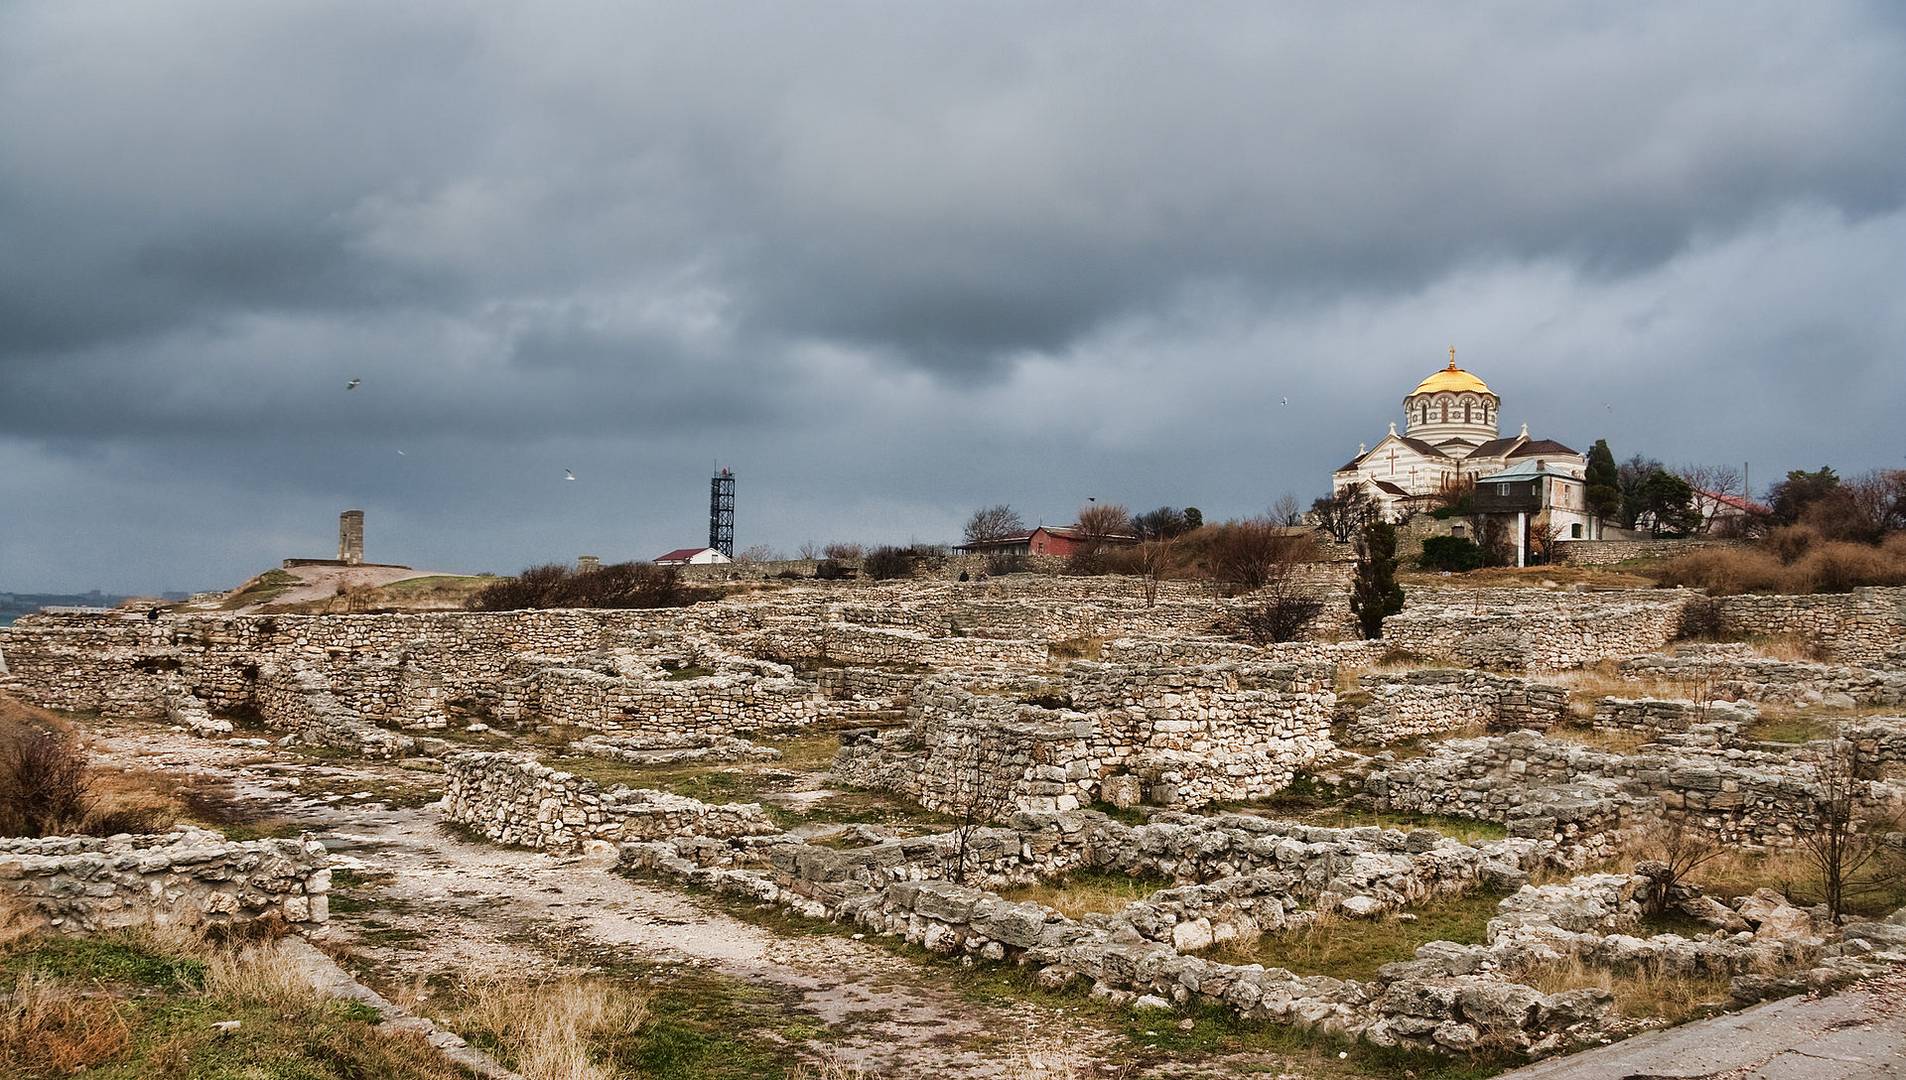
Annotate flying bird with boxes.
[564,469,577,481]
[396,449,406,456]
[346,378,361,390]
[1281,396,1289,406]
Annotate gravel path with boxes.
[86,719,1119,1077]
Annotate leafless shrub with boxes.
[822,542,864,561]
[0,728,89,837]
[1636,818,1725,916]
[1800,740,1902,923]
[943,732,1016,884]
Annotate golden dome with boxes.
[1408,348,1493,398]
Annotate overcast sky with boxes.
[4,2,1904,594]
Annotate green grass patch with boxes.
[662,664,719,680]
[1746,713,1840,744]
[4,935,206,989]
[219,569,301,610]
[1212,890,1511,982]
[2,933,466,1080]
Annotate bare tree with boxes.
[822,542,864,561]
[942,731,1016,883]
[1800,740,1898,923]
[1132,506,1191,540]
[1199,518,1319,594]
[962,504,1027,545]
[1136,538,1177,607]
[1068,502,1133,574]
[736,543,780,564]
[1270,493,1303,527]
[1310,486,1382,543]
[797,541,820,560]
[1675,464,1746,536]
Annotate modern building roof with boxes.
[653,547,718,563]
[1475,460,1563,483]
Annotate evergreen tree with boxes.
[1183,506,1203,531]
[1350,520,1406,639]
[1585,439,1621,521]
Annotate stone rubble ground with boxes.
[2,574,1904,1075]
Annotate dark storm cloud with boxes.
[3,1,1904,592]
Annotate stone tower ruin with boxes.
[338,510,365,566]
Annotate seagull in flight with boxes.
[346,378,361,390]
[564,469,577,481]
[1281,396,1289,406]
[396,449,406,456]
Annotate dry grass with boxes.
[0,969,132,1075]
[1543,662,1711,718]
[1396,565,1662,590]
[999,871,1169,919]
[1211,890,1508,980]
[1736,634,1828,663]
[1514,955,1735,1022]
[1545,726,1652,754]
[454,974,650,1080]
[1657,534,1906,596]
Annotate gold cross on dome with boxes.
[1448,345,1457,370]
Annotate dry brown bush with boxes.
[1657,531,1906,596]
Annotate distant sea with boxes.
[0,592,130,627]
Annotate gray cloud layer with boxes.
[4,2,1904,592]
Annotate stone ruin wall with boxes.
[495,664,824,737]
[835,661,1337,814]
[441,751,778,851]
[1361,730,1896,848]
[1712,586,1906,665]
[1343,668,1569,746]
[1620,645,1906,706]
[1550,537,1746,566]
[0,831,330,934]
[1381,588,1693,670]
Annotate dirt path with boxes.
[85,720,1123,1077]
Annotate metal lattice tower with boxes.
[708,468,735,558]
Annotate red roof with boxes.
[653,547,713,562]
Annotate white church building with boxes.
[1331,350,1603,561]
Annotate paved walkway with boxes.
[1499,975,1906,1079]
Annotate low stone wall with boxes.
[441,751,778,850]
[835,661,1336,814]
[255,664,416,757]
[1345,669,1567,745]
[1589,697,1758,736]
[1552,538,1745,566]
[1620,646,1906,707]
[1382,588,1692,670]
[497,664,823,736]
[1361,729,1898,848]
[1715,587,1906,665]
[0,831,330,933]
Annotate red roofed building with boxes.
[956,525,1139,558]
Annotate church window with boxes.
[1439,400,1448,422]
[1419,402,1428,425]
[1463,400,1473,423]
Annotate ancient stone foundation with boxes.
[0,831,330,933]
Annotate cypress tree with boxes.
[1351,520,1406,639]
[1585,439,1622,522]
